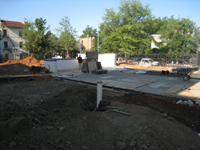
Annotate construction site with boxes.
[0,54,200,150]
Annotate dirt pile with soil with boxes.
[0,78,200,150]
[0,56,49,75]
[2,56,44,67]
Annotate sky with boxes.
[0,0,199,37]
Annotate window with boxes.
[19,42,23,48]
[3,30,7,36]
[19,31,22,37]
[4,41,8,48]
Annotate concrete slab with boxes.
[100,76,115,79]
[149,82,168,88]
[165,85,185,94]
[101,80,136,90]
[51,67,200,104]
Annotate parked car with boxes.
[139,58,159,66]
[116,58,126,66]
[167,60,191,67]
[128,58,140,64]
[52,55,62,59]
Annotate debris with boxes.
[176,100,183,104]
[176,100,194,107]
[109,106,126,110]
[47,140,68,149]
[188,100,194,107]
[24,69,29,72]
[112,109,130,116]
[198,133,200,137]
[136,70,147,74]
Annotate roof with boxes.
[0,20,24,28]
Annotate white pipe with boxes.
[97,81,102,108]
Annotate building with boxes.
[79,35,95,51]
[151,34,162,49]
[0,19,28,61]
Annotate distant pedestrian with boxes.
[77,55,83,70]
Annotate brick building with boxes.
[79,35,95,51]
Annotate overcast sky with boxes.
[0,0,199,37]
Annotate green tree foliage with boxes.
[56,16,77,57]
[80,25,97,37]
[157,17,200,54]
[21,18,52,59]
[99,0,152,54]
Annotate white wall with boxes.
[44,60,57,73]
[56,59,79,70]
[44,59,79,73]
[98,53,116,67]
[44,53,116,73]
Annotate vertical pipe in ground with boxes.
[97,81,102,108]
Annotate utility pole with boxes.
[97,28,99,53]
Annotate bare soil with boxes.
[0,76,200,150]
[0,58,200,150]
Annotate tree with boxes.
[80,25,97,37]
[56,16,77,57]
[21,18,52,59]
[99,0,152,54]
[157,17,200,54]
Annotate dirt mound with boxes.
[2,56,44,67]
[0,56,48,75]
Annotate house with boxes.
[0,19,28,61]
[79,34,95,51]
[151,34,162,49]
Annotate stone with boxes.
[32,117,41,124]
[149,145,160,150]
[29,144,35,150]
[8,116,25,133]
[116,142,126,150]
[54,108,60,112]
[47,126,54,130]
[161,113,168,118]
[140,144,148,149]
[41,110,49,116]
[167,117,175,121]
[9,141,17,148]
[58,126,65,132]
[129,140,137,147]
